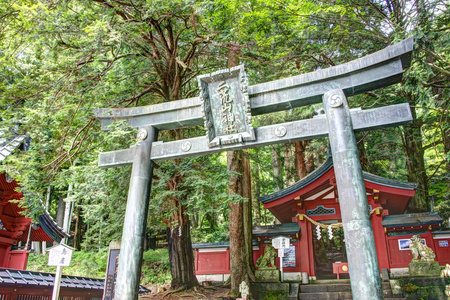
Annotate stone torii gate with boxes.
[96,38,413,300]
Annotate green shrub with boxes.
[27,248,172,285]
[27,249,108,278]
[141,248,171,285]
[263,290,287,300]
[402,283,419,293]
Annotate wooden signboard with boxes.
[47,244,74,267]
[103,241,121,300]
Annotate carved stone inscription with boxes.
[218,81,237,134]
[198,65,255,147]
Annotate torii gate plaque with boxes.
[96,38,413,300]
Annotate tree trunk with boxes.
[444,124,450,196]
[32,241,41,255]
[168,220,197,289]
[437,93,450,198]
[228,150,250,294]
[242,153,255,280]
[295,141,308,179]
[356,133,369,171]
[252,163,261,224]
[403,119,428,211]
[55,194,65,246]
[167,199,198,289]
[271,145,284,191]
[55,194,64,228]
[166,139,198,289]
[306,153,315,173]
[284,143,296,185]
[73,206,82,250]
[226,43,254,296]
[43,186,52,253]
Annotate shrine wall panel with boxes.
[433,236,450,265]
[0,245,9,267]
[195,250,230,275]
[387,233,434,268]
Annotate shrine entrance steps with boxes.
[295,280,406,300]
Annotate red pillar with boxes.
[425,228,437,256]
[370,208,390,271]
[297,211,314,277]
[194,250,199,275]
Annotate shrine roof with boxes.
[0,131,68,244]
[0,135,27,162]
[0,173,69,243]
[382,212,443,228]
[259,155,417,204]
[252,223,300,237]
[35,211,69,243]
[192,224,300,249]
[0,268,150,293]
[192,241,259,249]
[431,229,450,236]
[363,172,417,191]
[260,156,334,204]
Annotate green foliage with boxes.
[27,248,172,285]
[0,0,448,283]
[402,282,419,293]
[263,290,287,300]
[192,220,230,243]
[401,282,433,300]
[150,154,238,239]
[27,249,108,278]
[141,249,171,285]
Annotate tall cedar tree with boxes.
[90,0,213,289]
[227,43,255,295]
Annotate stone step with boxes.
[300,284,352,293]
[297,282,405,300]
[299,282,392,293]
[298,291,399,299]
[299,291,353,300]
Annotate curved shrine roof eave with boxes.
[192,240,259,249]
[252,222,300,237]
[259,155,417,206]
[382,212,443,228]
[362,171,417,192]
[38,210,70,243]
[259,156,334,205]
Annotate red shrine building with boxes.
[0,172,68,270]
[193,156,450,281]
[0,134,68,270]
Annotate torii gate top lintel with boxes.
[95,37,413,131]
[96,37,414,167]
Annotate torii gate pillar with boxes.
[114,126,157,299]
[324,89,382,299]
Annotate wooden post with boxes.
[52,265,63,299]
